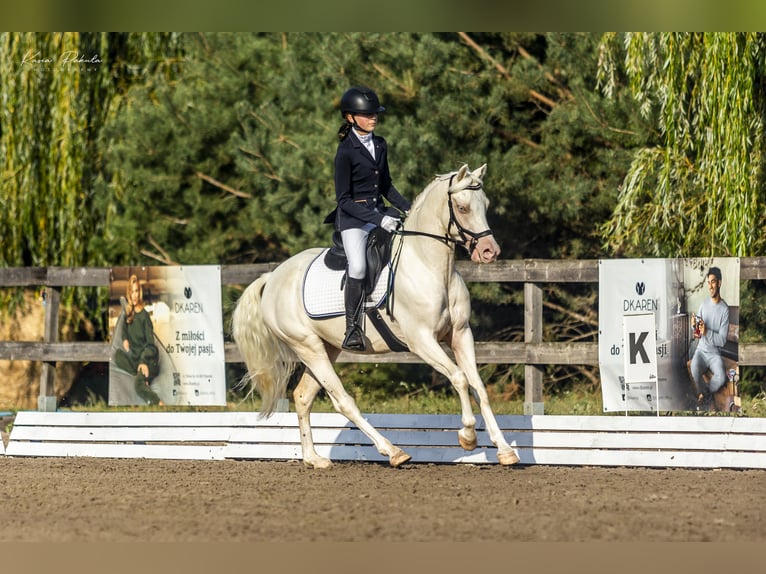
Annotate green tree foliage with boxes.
[0,32,180,268]
[0,32,180,327]
[1,33,85,269]
[484,33,649,260]
[597,32,766,257]
[97,33,643,267]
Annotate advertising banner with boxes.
[107,266,227,406]
[599,258,739,413]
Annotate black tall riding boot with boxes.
[342,277,366,351]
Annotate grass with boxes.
[51,385,766,418]
[50,384,604,415]
[304,384,607,416]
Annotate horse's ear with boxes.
[456,164,469,181]
[475,163,487,180]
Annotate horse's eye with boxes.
[457,205,469,214]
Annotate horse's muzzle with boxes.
[472,235,501,263]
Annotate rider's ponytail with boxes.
[337,121,352,141]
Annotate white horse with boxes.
[232,164,520,468]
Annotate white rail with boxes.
[5,411,765,469]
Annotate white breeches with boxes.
[342,224,375,279]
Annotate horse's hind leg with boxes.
[293,368,332,469]
[297,347,411,468]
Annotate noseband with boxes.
[396,174,493,256]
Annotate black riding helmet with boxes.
[340,86,386,118]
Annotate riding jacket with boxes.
[328,131,410,231]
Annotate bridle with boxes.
[395,174,494,256]
[446,179,495,256]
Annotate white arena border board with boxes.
[4,411,766,469]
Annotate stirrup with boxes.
[342,326,366,351]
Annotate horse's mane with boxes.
[409,170,458,212]
[409,165,479,212]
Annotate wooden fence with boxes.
[3,258,766,413]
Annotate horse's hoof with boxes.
[304,457,333,469]
[390,449,412,468]
[497,449,520,465]
[458,429,478,451]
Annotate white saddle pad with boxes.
[303,249,390,318]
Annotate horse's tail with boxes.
[232,272,298,417]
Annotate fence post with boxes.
[524,282,544,414]
[37,286,60,412]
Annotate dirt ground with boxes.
[0,451,764,542]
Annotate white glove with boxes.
[380,215,400,233]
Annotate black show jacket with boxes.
[330,132,410,231]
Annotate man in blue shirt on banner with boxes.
[690,266,730,408]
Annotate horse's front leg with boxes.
[404,333,481,450]
[450,326,519,465]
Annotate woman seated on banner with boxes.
[113,274,164,406]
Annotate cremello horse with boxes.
[232,164,520,468]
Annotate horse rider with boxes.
[329,86,411,351]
